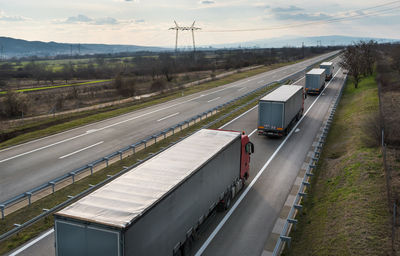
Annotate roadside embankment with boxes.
[283,75,391,256]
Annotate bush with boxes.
[150,79,167,93]
[114,75,137,97]
[1,90,30,118]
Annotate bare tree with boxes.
[340,45,363,88]
[359,40,377,76]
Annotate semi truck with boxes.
[319,62,334,81]
[305,68,326,94]
[258,85,304,137]
[54,129,254,256]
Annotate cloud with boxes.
[271,5,303,13]
[0,10,28,22]
[135,19,145,23]
[94,17,118,25]
[65,14,92,23]
[63,15,119,25]
[274,12,333,21]
[200,0,215,4]
[267,5,332,21]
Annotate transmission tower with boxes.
[169,20,201,52]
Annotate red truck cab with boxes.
[240,132,254,180]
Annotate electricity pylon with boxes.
[169,20,201,52]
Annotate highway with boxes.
[192,60,345,256]
[6,57,344,256]
[0,51,338,203]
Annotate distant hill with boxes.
[210,35,400,49]
[0,37,165,58]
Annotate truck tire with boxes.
[224,195,231,210]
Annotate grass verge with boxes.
[0,81,279,255]
[0,80,112,94]
[282,75,391,255]
[0,61,294,150]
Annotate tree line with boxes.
[339,40,377,88]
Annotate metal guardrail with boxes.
[0,53,338,242]
[272,74,347,256]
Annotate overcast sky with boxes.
[0,0,399,47]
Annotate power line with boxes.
[200,1,400,33]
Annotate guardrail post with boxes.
[142,140,147,149]
[280,235,291,248]
[130,145,136,154]
[0,205,4,219]
[25,192,32,206]
[49,181,56,194]
[118,151,123,160]
[88,164,94,175]
[70,172,75,183]
[104,157,109,167]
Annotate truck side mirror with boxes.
[245,142,254,154]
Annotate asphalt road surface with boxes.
[6,57,344,256]
[0,51,338,203]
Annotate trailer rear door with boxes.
[259,101,284,129]
[55,220,121,256]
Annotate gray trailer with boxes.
[319,62,334,80]
[305,68,326,94]
[54,129,253,256]
[258,85,304,136]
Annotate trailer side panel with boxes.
[124,137,241,256]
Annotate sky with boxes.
[0,0,400,47]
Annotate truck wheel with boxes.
[225,196,231,210]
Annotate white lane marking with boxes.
[257,80,264,84]
[238,87,247,91]
[219,105,258,129]
[195,68,342,256]
[248,128,258,137]
[8,229,54,256]
[207,97,221,103]
[157,112,180,122]
[0,133,89,163]
[293,76,305,85]
[59,141,104,159]
[295,128,301,133]
[0,54,340,162]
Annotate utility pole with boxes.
[169,20,201,53]
[70,44,73,57]
[78,43,81,55]
[302,42,305,58]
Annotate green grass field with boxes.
[283,75,391,256]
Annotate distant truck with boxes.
[305,68,326,95]
[258,85,304,136]
[54,129,254,256]
[319,62,334,80]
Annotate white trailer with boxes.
[258,85,304,136]
[54,129,254,256]
[305,68,326,95]
[319,62,334,80]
